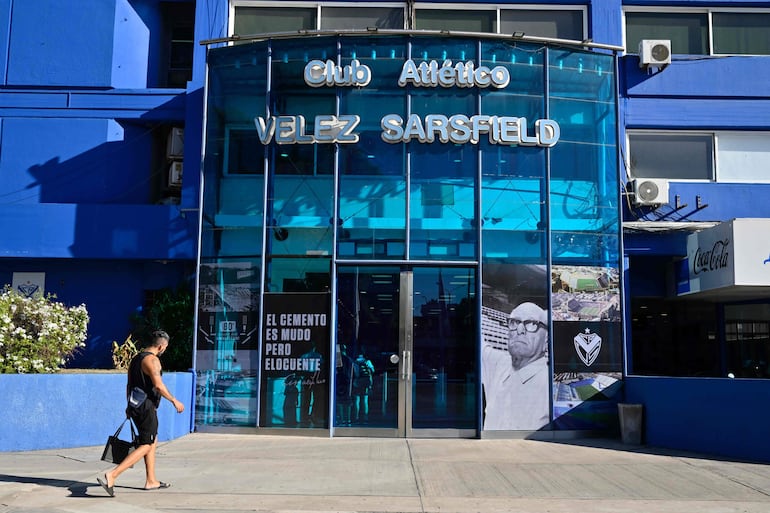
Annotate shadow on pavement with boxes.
[533,436,767,465]
[0,473,131,498]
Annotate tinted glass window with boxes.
[713,13,770,55]
[321,7,404,30]
[415,9,495,32]
[625,12,708,55]
[234,7,316,35]
[628,133,713,180]
[500,10,583,40]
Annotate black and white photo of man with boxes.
[482,301,550,430]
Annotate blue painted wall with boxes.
[625,376,770,463]
[616,1,770,464]
[0,204,194,259]
[0,0,172,88]
[619,34,770,225]
[0,118,153,204]
[113,0,151,88]
[0,372,194,451]
[6,0,117,87]
[0,0,198,371]
[0,259,192,367]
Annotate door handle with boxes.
[401,350,411,382]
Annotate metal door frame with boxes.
[335,266,477,438]
[398,270,413,437]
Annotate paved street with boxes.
[1,433,769,512]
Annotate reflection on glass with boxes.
[412,268,477,429]
[551,231,618,267]
[415,9,496,32]
[625,12,708,56]
[500,9,583,40]
[195,259,261,427]
[265,256,331,292]
[321,7,404,30]
[234,7,316,34]
[335,267,400,429]
[409,39,477,261]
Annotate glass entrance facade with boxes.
[195,33,622,435]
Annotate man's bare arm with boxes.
[142,355,185,413]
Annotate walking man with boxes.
[98,330,185,496]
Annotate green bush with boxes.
[131,286,193,371]
[0,287,89,373]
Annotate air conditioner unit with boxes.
[166,127,184,159]
[639,39,671,68]
[168,161,183,188]
[631,178,669,206]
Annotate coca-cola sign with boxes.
[693,238,730,275]
[680,221,736,295]
[679,219,770,296]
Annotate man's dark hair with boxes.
[150,330,170,346]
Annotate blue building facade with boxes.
[1,0,769,458]
[0,0,202,367]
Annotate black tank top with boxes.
[128,351,161,407]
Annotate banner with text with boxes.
[260,293,330,428]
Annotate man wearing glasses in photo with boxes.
[482,302,550,430]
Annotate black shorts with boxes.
[129,401,158,445]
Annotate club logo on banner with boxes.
[574,328,602,367]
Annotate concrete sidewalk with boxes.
[1,433,769,513]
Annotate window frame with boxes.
[626,130,770,183]
[623,7,770,57]
[229,2,587,40]
[224,124,265,176]
[229,1,409,35]
[626,130,715,183]
[414,2,586,39]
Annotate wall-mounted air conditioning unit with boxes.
[166,127,184,159]
[168,161,183,188]
[631,178,669,206]
[639,39,671,68]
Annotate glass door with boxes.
[334,266,478,437]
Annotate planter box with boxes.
[0,372,193,451]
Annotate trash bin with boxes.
[618,403,643,445]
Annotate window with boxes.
[628,133,714,181]
[713,13,770,55]
[167,24,193,88]
[716,132,770,182]
[626,10,770,56]
[225,126,264,175]
[161,2,194,88]
[320,7,403,29]
[234,7,316,35]
[414,9,496,32]
[232,5,404,34]
[725,304,770,379]
[500,9,583,40]
[414,6,584,38]
[231,3,585,40]
[630,298,720,377]
[628,131,770,183]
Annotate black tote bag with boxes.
[100,418,137,464]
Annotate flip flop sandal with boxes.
[97,475,115,497]
[144,482,171,490]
